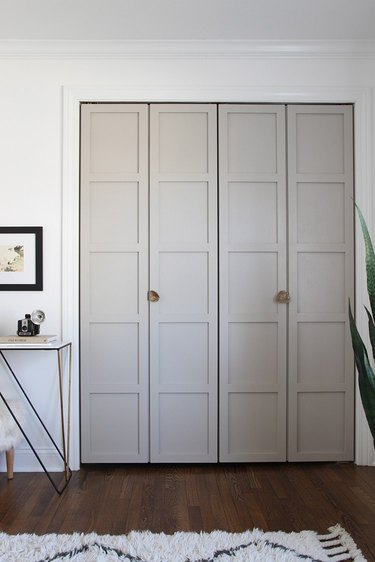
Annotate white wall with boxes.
[0,40,374,472]
[2,1,375,40]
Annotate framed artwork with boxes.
[0,227,43,291]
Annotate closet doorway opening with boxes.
[79,102,354,464]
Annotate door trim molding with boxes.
[63,85,374,468]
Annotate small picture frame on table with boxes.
[0,227,43,291]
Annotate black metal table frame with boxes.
[0,341,72,494]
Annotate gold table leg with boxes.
[57,344,72,481]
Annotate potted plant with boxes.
[349,204,375,448]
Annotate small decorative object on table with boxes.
[0,398,24,479]
[17,309,45,336]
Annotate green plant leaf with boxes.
[349,301,375,441]
[355,203,375,321]
[365,306,375,363]
[361,354,375,442]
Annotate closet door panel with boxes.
[89,111,140,174]
[159,394,210,456]
[226,111,277,173]
[149,104,218,462]
[80,104,149,463]
[297,182,345,243]
[89,394,141,456]
[159,323,208,385]
[228,181,278,244]
[228,252,278,315]
[158,112,209,173]
[228,323,278,385]
[297,392,346,454]
[158,252,208,314]
[228,393,279,455]
[159,181,208,244]
[89,323,139,385]
[219,105,287,462]
[297,252,345,313]
[287,105,354,461]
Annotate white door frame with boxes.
[62,84,374,469]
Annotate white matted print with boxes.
[0,227,43,290]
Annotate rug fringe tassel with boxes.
[315,524,367,562]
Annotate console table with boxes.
[0,341,72,494]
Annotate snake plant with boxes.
[349,204,375,447]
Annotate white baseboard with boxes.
[0,447,69,473]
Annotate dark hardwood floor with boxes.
[0,463,375,559]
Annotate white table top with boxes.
[0,341,71,350]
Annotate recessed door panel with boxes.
[228,252,278,315]
[89,323,140,386]
[228,393,279,457]
[297,392,346,456]
[159,252,208,314]
[228,323,278,385]
[297,323,346,385]
[159,181,209,244]
[158,394,209,456]
[297,252,346,314]
[228,182,278,244]
[90,394,141,457]
[227,111,277,173]
[89,181,140,246]
[89,111,141,174]
[295,112,345,174]
[159,323,208,385]
[297,182,345,244]
[158,112,209,173]
[89,252,139,316]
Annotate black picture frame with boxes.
[0,227,43,291]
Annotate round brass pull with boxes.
[275,290,290,304]
[148,290,160,302]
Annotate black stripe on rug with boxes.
[35,538,331,562]
[36,542,144,562]
[194,539,328,562]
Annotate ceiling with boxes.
[1,0,375,41]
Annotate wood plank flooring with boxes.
[0,463,375,559]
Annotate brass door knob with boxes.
[275,290,290,304]
[148,290,160,302]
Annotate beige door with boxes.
[80,103,218,463]
[287,105,354,461]
[219,104,354,462]
[80,104,150,462]
[219,105,288,461]
[149,105,218,462]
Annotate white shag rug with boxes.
[0,525,366,562]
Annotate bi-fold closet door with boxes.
[80,102,354,464]
[80,103,218,463]
[219,104,354,462]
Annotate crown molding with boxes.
[1,39,375,60]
